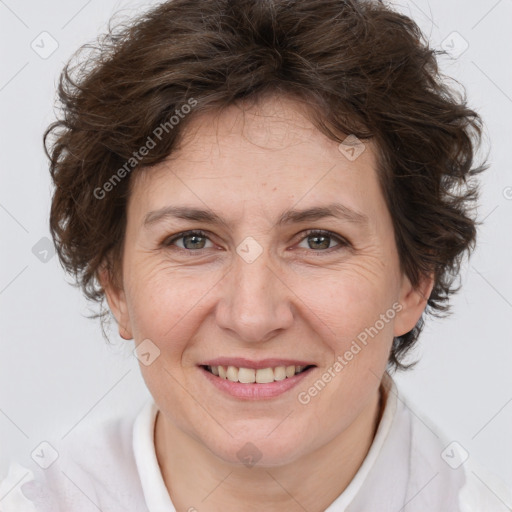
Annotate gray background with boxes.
[1,0,511,494]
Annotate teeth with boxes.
[285,365,296,378]
[255,368,274,384]
[226,365,239,382]
[207,364,310,383]
[238,367,255,383]
[273,366,287,381]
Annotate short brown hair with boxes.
[44,0,487,371]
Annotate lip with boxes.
[201,357,315,369]
[199,364,316,400]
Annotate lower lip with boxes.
[199,366,315,400]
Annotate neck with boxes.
[155,383,386,512]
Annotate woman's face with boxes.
[104,95,431,466]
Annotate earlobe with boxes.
[393,272,435,337]
[118,323,133,341]
[98,266,134,340]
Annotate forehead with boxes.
[128,95,387,229]
[170,94,376,167]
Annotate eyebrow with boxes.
[143,202,369,229]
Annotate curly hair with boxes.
[44,0,487,372]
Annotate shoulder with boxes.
[396,389,512,512]
[0,401,152,512]
[459,460,512,512]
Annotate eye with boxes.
[161,229,350,253]
[296,230,348,251]
[162,230,214,251]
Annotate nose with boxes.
[214,249,294,343]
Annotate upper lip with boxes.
[200,357,316,369]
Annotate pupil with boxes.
[184,234,205,249]
[310,235,329,250]
[182,234,330,250]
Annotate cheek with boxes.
[123,258,215,344]
[293,261,399,343]
[124,238,400,357]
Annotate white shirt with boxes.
[1,373,511,511]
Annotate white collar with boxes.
[133,372,398,512]
[133,398,176,511]
[326,371,399,510]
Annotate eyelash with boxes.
[161,229,350,254]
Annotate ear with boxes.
[98,265,133,340]
[393,271,434,337]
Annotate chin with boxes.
[208,428,309,468]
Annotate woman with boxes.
[1,0,510,510]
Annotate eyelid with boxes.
[162,229,213,248]
[161,229,351,252]
[298,229,350,250]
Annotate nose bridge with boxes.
[215,247,293,343]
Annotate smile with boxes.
[199,362,316,400]
[203,364,314,383]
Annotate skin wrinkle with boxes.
[40,1,487,504]
[102,95,434,512]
